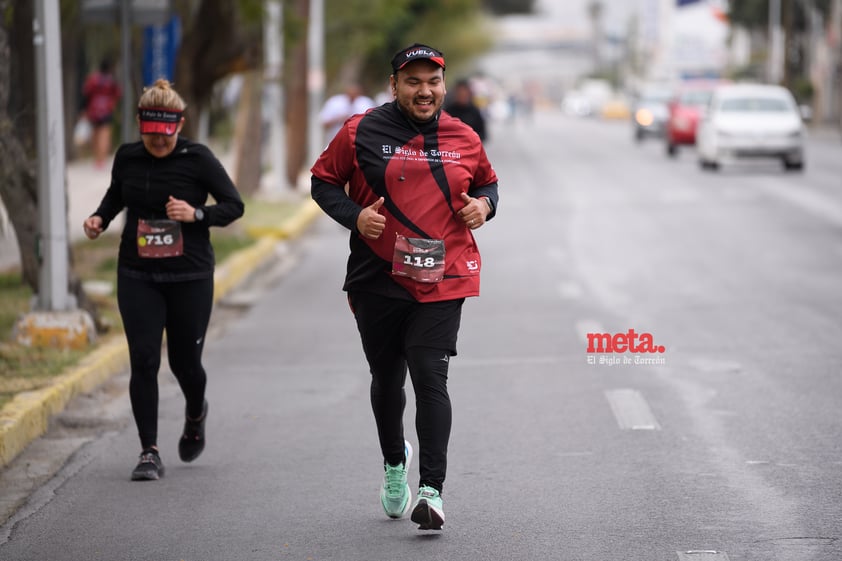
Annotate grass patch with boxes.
[239,195,301,233]
[0,274,31,341]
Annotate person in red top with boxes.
[83,58,122,168]
[311,43,499,531]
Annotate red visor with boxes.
[138,107,183,136]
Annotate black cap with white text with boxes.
[391,43,446,73]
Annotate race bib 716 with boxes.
[137,218,183,258]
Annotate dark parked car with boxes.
[632,87,673,142]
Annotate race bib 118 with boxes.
[391,234,445,283]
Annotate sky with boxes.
[477,0,730,99]
[531,0,638,37]
[527,0,727,40]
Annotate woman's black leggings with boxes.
[117,274,214,450]
[349,291,463,494]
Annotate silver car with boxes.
[697,84,806,171]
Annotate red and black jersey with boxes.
[311,101,498,303]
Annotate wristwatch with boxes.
[194,207,205,222]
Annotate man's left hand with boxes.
[458,192,490,230]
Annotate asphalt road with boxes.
[1,111,840,561]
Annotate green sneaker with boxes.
[380,440,413,518]
[411,485,445,530]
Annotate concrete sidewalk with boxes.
[0,154,323,468]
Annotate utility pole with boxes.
[33,0,71,312]
[769,0,784,84]
[307,0,325,170]
[828,0,842,125]
[588,1,604,75]
[19,0,96,349]
[264,0,286,194]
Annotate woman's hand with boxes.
[166,196,199,222]
[83,215,103,239]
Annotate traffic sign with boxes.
[81,0,171,25]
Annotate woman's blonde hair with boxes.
[138,78,187,110]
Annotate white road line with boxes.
[761,180,842,227]
[676,551,730,561]
[605,388,661,430]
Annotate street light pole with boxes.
[769,0,783,84]
[264,0,286,194]
[121,0,133,144]
[307,0,325,169]
[33,0,71,311]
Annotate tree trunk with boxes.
[285,0,310,188]
[0,136,39,291]
[174,0,261,140]
[61,1,83,162]
[232,70,264,196]
[0,0,39,291]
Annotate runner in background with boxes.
[82,58,122,169]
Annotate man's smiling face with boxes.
[391,60,446,123]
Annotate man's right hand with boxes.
[356,197,386,239]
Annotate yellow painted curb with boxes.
[244,198,323,240]
[0,335,128,467]
[212,236,278,302]
[0,199,322,469]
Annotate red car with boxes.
[665,82,722,156]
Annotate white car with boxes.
[697,84,806,171]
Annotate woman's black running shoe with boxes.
[178,400,208,462]
[131,448,165,481]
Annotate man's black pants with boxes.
[349,291,464,494]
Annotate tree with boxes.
[0,0,103,329]
[172,0,263,141]
[728,0,832,30]
[481,0,535,15]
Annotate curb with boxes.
[0,199,324,468]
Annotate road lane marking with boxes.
[677,551,730,560]
[605,388,661,430]
[761,180,842,227]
